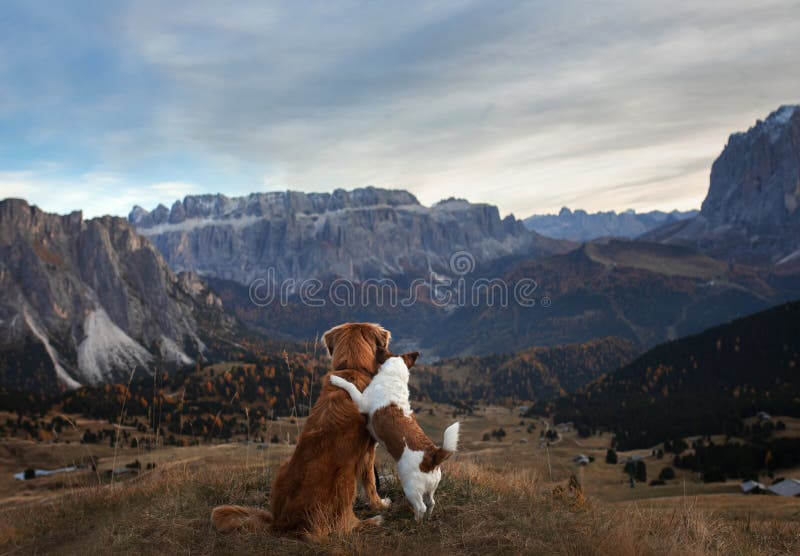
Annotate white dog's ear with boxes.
[402,351,420,369]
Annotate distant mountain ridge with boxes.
[647,104,800,265]
[0,198,235,393]
[421,238,800,355]
[205,237,800,358]
[524,207,697,242]
[129,187,573,284]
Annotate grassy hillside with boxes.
[536,300,800,449]
[1,402,798,554]
[2,455,797,555]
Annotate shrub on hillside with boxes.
[624,460,647,482]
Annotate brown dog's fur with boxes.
[211,323,390,538]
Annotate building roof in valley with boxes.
[740,480,766,493]
[768,479,800,497]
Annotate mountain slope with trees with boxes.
[412,337,639,405]
[534,300,800,449]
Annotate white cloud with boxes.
[3,1,800,216]
[0,171,200,218]
[144,181,199,201]
[0,172,42,200]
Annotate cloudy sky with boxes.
[1,1,799,219]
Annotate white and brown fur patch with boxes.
[330,348,459,521]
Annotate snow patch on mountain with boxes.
[771,105,799,126]
[766,105,799,142]
[731,105,800,144]
[777,248,800,265]
[158,335,194,365]
[77,308,153,384]
[137,214,264,236]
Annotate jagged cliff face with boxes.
[705,105,800,231]
[129,187,571,284]
[0,199,230,392]
[650,105,800,264]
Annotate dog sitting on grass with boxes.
[330,348,459,521]
[211,323,392,538]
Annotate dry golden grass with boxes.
[1,453,798,556]
[1,404,799,554]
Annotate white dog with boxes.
[330,349,459,521]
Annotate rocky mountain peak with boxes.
[129,187,421,229]
[647,104,800,265]
[1,198,83,239]
[130,187,570,284]
[0,198,233,393]
[705,105,800,250]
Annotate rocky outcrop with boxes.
[0,198,232,392]
[648,105,800,265]
[524,208,697,242]
[130,187,572,284]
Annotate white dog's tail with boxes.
[443,422,460,452]
[425,422,460,469]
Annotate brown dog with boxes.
[211,323,390,537]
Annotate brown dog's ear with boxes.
[402,351,419,369]
[322,326,341,356]
[373,325,391,349]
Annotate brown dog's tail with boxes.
[211,505,272,533]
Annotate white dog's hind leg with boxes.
[427,489,436,516]
[410,492,427,522]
